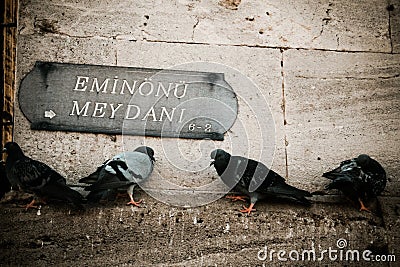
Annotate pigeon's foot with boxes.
[126,199,143,207]
[225,195,248,202]
[22,199,40,210]
[239,203,256,215]
[126,194,143,207]
[358,198,371,213]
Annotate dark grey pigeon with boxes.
[2,142,84,209]
[210,149,311,214]
[322,154,386,212]
[80,146,155,206]
[0,161,11,200]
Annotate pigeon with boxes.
[322,154,386,212]
[79,146,155,206]
[2,142,84,209]
[210,149,311,214]
[0,161,11,199]
[78,159,118,202]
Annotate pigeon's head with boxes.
[210,149,230,166]
[355,154,372,168]
[2,142,24,159]
[135,146,155,162]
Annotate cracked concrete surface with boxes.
[1,0,399,266]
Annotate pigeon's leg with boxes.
[20,197,47,210]
[239,194,259,214]
[225,195,248,202]
[127,194,143,207]
[23,199,39,210]
[358,198,371,212]
[126,185,143,207]
[239,203,256,214]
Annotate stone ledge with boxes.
[1,193,397,266]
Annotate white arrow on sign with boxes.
[44,110,56,119]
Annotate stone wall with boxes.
[15,0,399,193]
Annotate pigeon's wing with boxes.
[218,156,277,193]
[218,156,249,190]
[323,157,372,199]
[85,151,154,194]
[10,157,65,191]
[85,169,132,192]
[256,170,286,191]
[85,151,150,191]
[361,170,387,197]
[104,152,144,181]
[245,159,276,193]
[243,159,311,203]
[123,151,154,183]
[226,156,311,206]
[361,158,387,197]
[325,171,365,200]
[323,158,358,180]
[79,158,118,184]
[104,159,131,180]
[35,160,67,185]
[339,159,357,171]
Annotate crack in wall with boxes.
[192,17,200,41]
[336,34,340,49]
[280,49,289,179]
[312,4,333,42]
[294,74,400,80]
[19,29,399,55]
[135,39,399,55]
[387,3,394,53]
[114,47,118,66]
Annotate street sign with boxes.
[19,62,238,140]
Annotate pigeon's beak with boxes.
[209,159,215,166]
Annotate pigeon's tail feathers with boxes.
[291,195,312,206]
[63,187,85,209]
[322,169,342,180]
[78,166,103,184]
[269,182,311,197]
[86,189,118,203]
[41,183,85,209]
[267,182,312,205]
[85,180,133,192]
[79,172,100,184]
